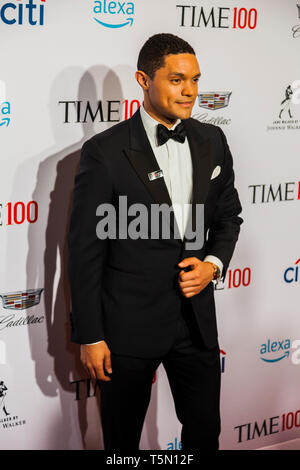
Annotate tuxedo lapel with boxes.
[182,119,213,247]
[184,118,213,206]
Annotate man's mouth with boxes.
[177,102,193,107]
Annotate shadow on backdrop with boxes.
[22,65,159,449]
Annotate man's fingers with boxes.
[181,286,198,293]
[80,344,112,381]
[104,354,112,374]
[81,358,111,381]
[95,363,111,382]
[179,270,197,281]
[178,257,197,267]
[84,363,96,380]
[178,279,198,288]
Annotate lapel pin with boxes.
[148,169,164,181]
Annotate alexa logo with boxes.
[260,339,291,363]
[0,0,46,26]
[284,258,300,283]
[0,80,10,127]
[93,0,135,29]
[0,101,10,127]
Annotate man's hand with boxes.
[178,257,214,298]
[80,342,112,382]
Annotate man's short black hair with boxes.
[137,33,195,80]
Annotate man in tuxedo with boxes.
[68,33,243,450]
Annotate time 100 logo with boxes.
[227,267,251,289]
[0,201,38,226]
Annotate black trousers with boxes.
[100,300,221,451]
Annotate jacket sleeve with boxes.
[204,126,243,281]
[67,138,113,344]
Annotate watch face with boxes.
[214,267,221,279]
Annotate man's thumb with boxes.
[104,354,112,373]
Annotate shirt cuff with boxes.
[84,341,104,345]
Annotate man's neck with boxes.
[142,101,178,129]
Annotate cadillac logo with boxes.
[0,289,43,310]
[198,92,232,110]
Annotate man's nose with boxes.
[182,82,195,96]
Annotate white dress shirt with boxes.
[86,104,223,345]
[140,104,193,241]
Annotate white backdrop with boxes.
[0,0,300,450]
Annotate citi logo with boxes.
[284,258,300,283]
[93,0,134,29]
[0,0,46,26]
[260,339,290,363]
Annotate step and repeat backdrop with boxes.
[0,0,300,450]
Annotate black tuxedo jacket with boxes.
[68,108,243,358]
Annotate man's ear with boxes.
[135,70,150,91]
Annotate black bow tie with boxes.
[156,122,186,146]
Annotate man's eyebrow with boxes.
[168,72,201,78]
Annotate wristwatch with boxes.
[205,261,221,281]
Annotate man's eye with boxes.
[171,79,180,83]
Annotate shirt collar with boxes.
[139,103,181,147]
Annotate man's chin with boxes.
[174,109,193,120]
[158,106,193,124]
